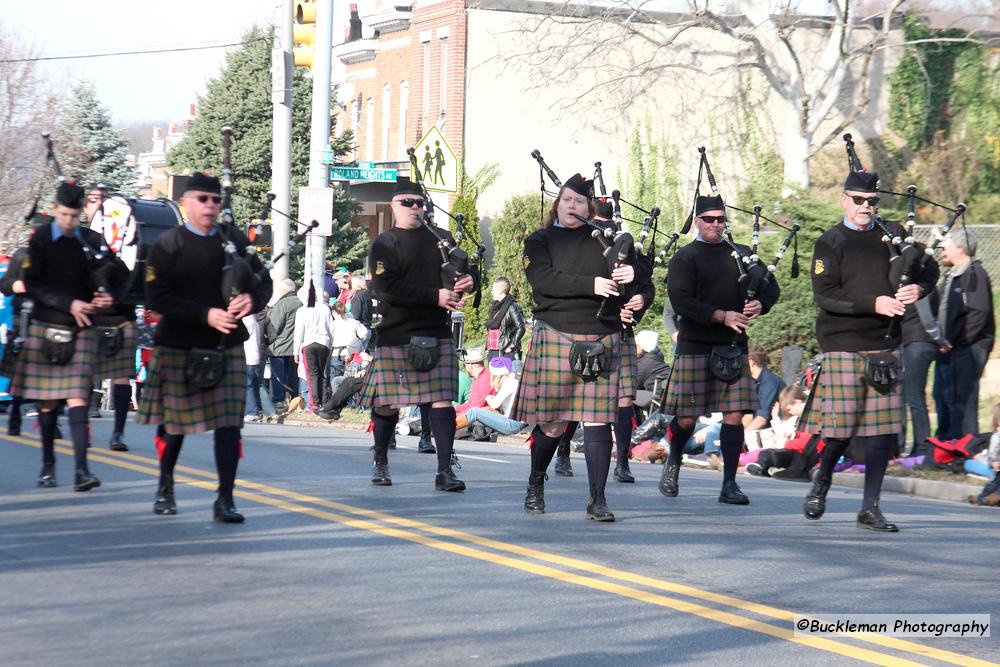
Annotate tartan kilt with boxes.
[93,321,138,380]
[8,323,97,401]
[511,322,622,425]
[136,345,246,435]
[799,350,902,439]
[359,338,458,408]
[619,330,637,400]
[662,352,756,417]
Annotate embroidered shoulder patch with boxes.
[21,255,30,269]
[814,259,825,275]
[375,260,385,276]
[145,265,156,282]
[523,255,530,270]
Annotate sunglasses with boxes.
[396,198,425,208]
[190,194,222,204]
[698,215,726,224]
[845,194,879,206]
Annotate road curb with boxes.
[832,471,979,504]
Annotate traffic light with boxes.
[293,0,316,68]
[247,223,272,248]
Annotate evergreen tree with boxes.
[168,28,365,280]
[54,82,136,193]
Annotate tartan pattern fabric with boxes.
[93,321,138,380]
[662,352,756,417]
[619,330,637,399]
[359,338,458,408]
[486,328,501,351]
[136,345,246,435]
[799,350,903,438]
[8,323,97,401]
[511,323,623,424]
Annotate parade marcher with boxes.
[660,195,780,505]
[360,177,475,490]
[799,169,934,532]
[84,185,140,451]
[137,172,272,522]
[12,182,128,490]
[513,173,636,521]
[933,228,995,439]
[485,276,526,361]
[0,244,31,436]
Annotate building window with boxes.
[365,97,375,162]
[381,84,391,162]
[439,37,448,117]
[422,42,430,131]
[398,80,409,159]
[351,97,361,159]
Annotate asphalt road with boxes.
[1,416,997,666]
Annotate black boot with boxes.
[37,463,57,488]
[213,496,245,523]
[88,390,103,419]
[524,471,546,514]
[108,432,129,452]
[387,432,397,449]
[417,432,436,454]
[74,467,101,492]
[434,467,465,492]
[631,412,665,446]
[718,480,750,505]
[153,475,177,515]
[658,462,679,497]
[613,458,635,483]
[586,485,615,522]
[857,499,899,532]
[803,473,832,520]
[371,462,392,486]
[554,440,573,477]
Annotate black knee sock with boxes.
[428,406,457,473]
[666,417,695,467]
[559,421,579,450]
[614,406,635,465]
[862,435,893,510]
[816,437,851,479]
[529,426,561,473]
[112,383,131,434]
[583,424,614,492]
[719,423,744,483]
[371,410,398,465]
[419,404,431,440]
[67,406,89,471]
[214,426,240,498]
[39,410,57,466]
[10,396,22,426]
[158,432,184,483]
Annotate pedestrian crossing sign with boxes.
[413,126,458,194]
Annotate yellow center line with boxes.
[5,436,994,667]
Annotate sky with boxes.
[1,0,279,125]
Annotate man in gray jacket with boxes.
[267,279,302,407]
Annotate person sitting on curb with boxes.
[458,356,527,437]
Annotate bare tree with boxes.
[0,25,62,249]
[501,1,995,190]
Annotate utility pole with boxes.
[304,0,333,295]
[270,0,293,282]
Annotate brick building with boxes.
[333,0,467,238]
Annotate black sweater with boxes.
[667,239,780,354]
[812,221,936,352]
[145,225,271,350]
[523,224,623,335]
[24,223,127,328]
[368,225,459,346]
